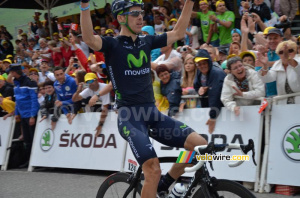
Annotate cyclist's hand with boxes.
[206,118,216,134]
[95,125,102,137]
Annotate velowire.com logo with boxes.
[283,125,300,161]
[40,129,54,152]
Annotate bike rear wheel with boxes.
[193,179,256,198]
[96,172,142,198]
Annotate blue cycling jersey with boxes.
[100,33,167,107]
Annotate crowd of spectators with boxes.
[1,0,300,170]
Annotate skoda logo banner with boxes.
[40,129,55,152]
[282,125,300,161]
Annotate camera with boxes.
[274,19,291,29]
[180,47,187,52]
[73,57,78,62]
[73,63,79,68]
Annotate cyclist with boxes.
[80,0,207,197]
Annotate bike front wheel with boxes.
[96,172,143,198]
[193,179,256,198]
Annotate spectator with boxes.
[38,59,52,83]
[271,0,298,20]
[36,38,51,62]
[191,0,219,46]
[52,32,61,47]
[100,27,107,36]
[231,28,242,43]
[53,67,77,126]
[184,19,200,49]
[0,93,15,120]
[180,54,198,112]
[21,62,32,76]
[9,63,39,168]
[0,74,14,117]
[2,59,12,73]
[249,0,271,29]
[151,70,169,112]
[194,49,226,133]
[65,57,86,76]
[0,40,14,57]
[29,68,39,83]
[242,16,283,97]
[221,57,265,116]
[0,25,13,40]
[153,12,165,34]
[141,26,161,61]
[94,26,101,35]
[228,42,241,55]
[89,62,109,84]
[47,40,64,67]
[257,40,300,104]
[72,73,110,136]
[39,80,59,130]
[70,31,90,58]
[240,51,256,68]
[156,64,182,117]
[221,59,230,74]
[152,44,183,72]
[218,46,228,64]
[201,44,221,68]
[210,0,235,49]
[37,82,45,105]
[47,37,75,67]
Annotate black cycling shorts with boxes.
[118,103,194,165]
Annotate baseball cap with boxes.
[267,28,283,37]
[239,51,256,60]
[141,26,155,36]
[231,28,241,36]
[216,0,225,7]
[7,63,22,73]
[84,73,97,82]
[3,59,12,64]
[168,18,178,26]
[221,60,227,70]
[53,32,59,36]
[6,54,13,59]
[29,68,39,73]
[21,62,32,69]
[94,26,101,30]
[218,46,228,55]
[194,57,209,63]
[263,27,275,35]
[227,54,238,60]
[41,59,48,63]
[105,29,114,34]
[1,40,8,45]
[20,32,27,37]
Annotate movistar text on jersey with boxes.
[125,68,150,76]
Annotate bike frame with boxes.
[122,157,215,198]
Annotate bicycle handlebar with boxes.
[184,139,256,173]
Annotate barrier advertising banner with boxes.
[29,112,126,171]
[153,106,262,182]
[0,117,13,166]
[267,104,300,186]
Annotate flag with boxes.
[176,151,195,163]
[259,98,268,114]
[71,23,78,31]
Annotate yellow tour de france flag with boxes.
[176,151,195,163]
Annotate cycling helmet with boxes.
[111,0,144,19]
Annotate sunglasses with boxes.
[278,49,295,55]
[86,79,95,84]
[121,10,145,17]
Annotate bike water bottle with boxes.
[168,183,186,198]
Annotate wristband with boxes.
[81,0,90,3]
[80,4,90,11]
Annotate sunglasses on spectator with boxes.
[86,79,96,84]
[278,49,295,55]
[121,10,145,17]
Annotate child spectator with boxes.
[151,70,169,113]
[180,54,198,112]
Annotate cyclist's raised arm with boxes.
[166,0,194,45]
[80,1,103,51]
